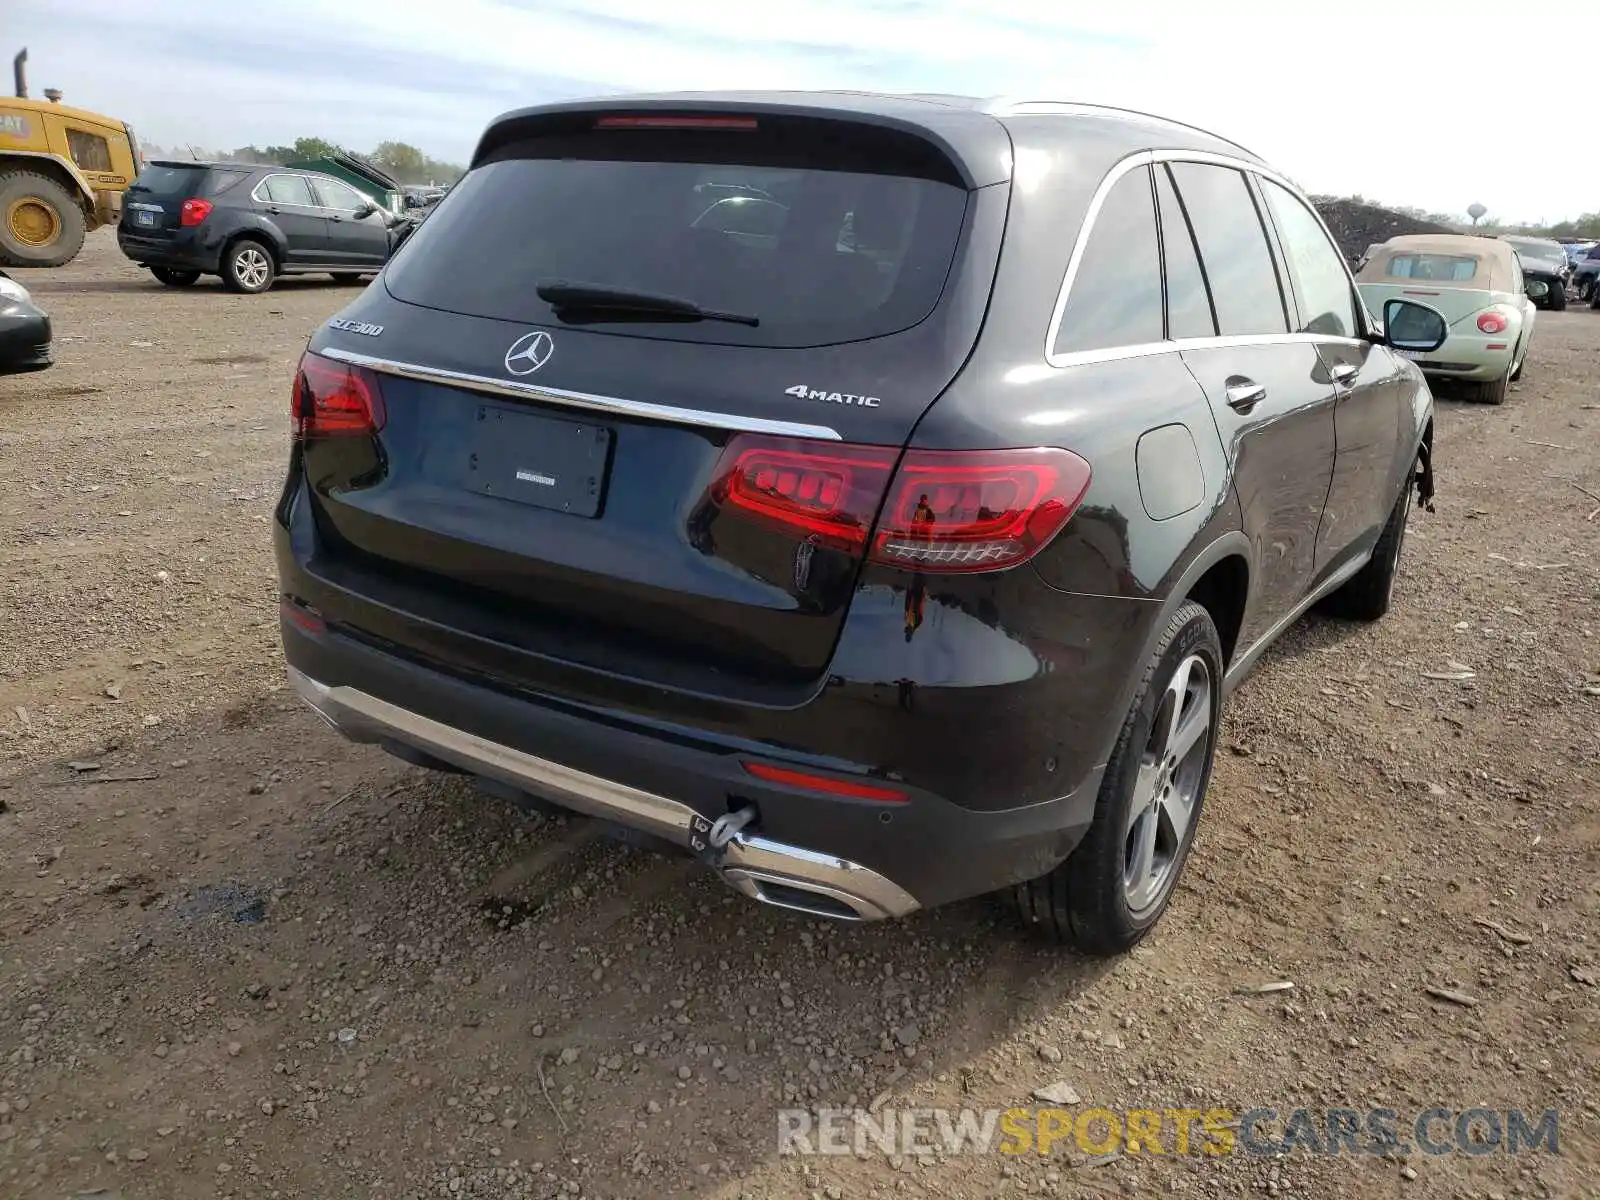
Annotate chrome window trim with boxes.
[251,172,318,208]
[1043,149,1374,370]
[318,348,844,442]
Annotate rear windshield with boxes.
[130,165,248,198]
[1384,253,1479,282]
[382,126,971,349]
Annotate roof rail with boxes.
[984,98,1259,159]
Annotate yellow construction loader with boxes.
[0,48,142,267]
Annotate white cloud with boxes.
[10,0,1584,221]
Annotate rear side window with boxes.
[1051,168,1163,356]
[1259,179,1357,338]
[260,175,316,207]
[1154,165,1216,340]
[383,119,972,349]
[1386,254,1477,281]
[1167,163,1288,337]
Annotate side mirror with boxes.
[352,201,377,219]
[1524,279,1550,300]
[1382,298,1448,354]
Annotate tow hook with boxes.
[1415,441,1436,512]
[688,804,758,863]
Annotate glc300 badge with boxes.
[328,317,383,336]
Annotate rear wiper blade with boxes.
[536,281,759,327]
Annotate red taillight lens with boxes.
[743,761,907,803]
[872,447,1092,572]
[291,350,386,439]
[595,115,758,130]
[1476,310,1509,334]
[714,437,895,553]
[704,436,1091,574]
[180,197,212,226]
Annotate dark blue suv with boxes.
[118,161,395,293]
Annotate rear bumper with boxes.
[1406,335,1517,382]
[117,226,223,272]
[280,614,1106,918]
[290,665,919,920]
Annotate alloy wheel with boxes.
[235,247,270,290]
[1123,652,1212,917]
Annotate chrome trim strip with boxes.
[287,668,919,920]
[319,348,843,442]
[1042,149,1373,370]
[1223,550,1372,692]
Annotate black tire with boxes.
[1474,368,1509,405]
[1014,601,1223,955]
[1509,337,1525,383]
[151,266,200,287]
[0,170,88,267]
[1591,284,1600,311]
[221,238,275,294]
[1547,284,1566,312]
[330,272,365,284]
[1322,465,1413,622]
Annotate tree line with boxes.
[1319,195,1600,240]
[139,137,466,187]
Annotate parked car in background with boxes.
[1357,234,1542,403]
[0,269,51,373]
[1502,235,1568,310]
[1573,243,1600,301]
[278,93,1448,955]
[117,161,399,293]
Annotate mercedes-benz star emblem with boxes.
[504,331,555,376]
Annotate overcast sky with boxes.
[10,0,1583,223]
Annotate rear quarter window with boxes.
[382,123,972,350]
[1050,167,1164,356]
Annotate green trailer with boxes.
[285,149,405,216]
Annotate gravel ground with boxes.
[1,234,1596,1200]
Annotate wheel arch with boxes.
[1088,530,1253,771]
[0,152,95,211]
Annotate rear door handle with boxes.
[1331,363,1359,386]
[1225,380,1267,410]
[329,215,343,223]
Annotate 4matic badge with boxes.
[785,384,881,408]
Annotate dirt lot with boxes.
[1,233,1596,1200]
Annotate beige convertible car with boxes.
[1356,234,1547,404]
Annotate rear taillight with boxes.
[291,350,386,439]
[180,197,212,226]
[872,448,1091,572]
[704,436,1091,574]
[1477,311,1509,334]
[714,437,895,552]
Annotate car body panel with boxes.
[117,161,394,277]
[276,93,1434,918]
[0,271,52,373]
[1356,234,1535,383]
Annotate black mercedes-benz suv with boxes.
[118,161,396,293]
[276,93,1449,954]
